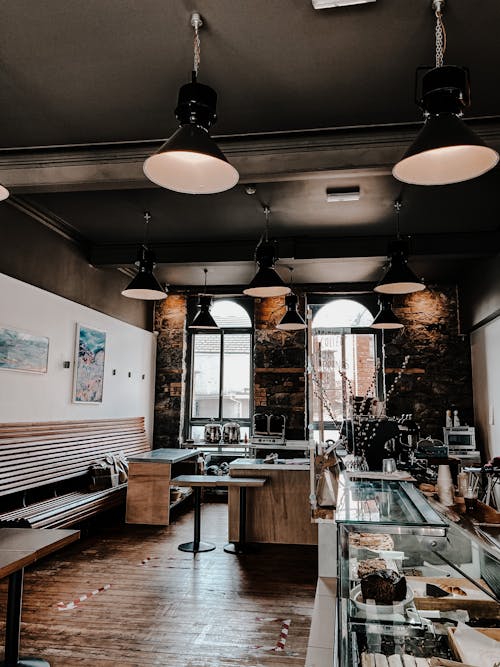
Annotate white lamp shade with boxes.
[0,184,9,201]
[143,125,239,194]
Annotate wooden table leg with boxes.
[224,487,254,555]
[1,568,50,667]
[178,487,215,553]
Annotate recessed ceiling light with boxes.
[326,186,360,202]
[312,0,376,9]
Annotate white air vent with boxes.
[312,0,376,9]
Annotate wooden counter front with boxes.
[228,466,317,545]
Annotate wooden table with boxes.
[172,475,267,554]
[0,527,79,667]
[125,448,198,525]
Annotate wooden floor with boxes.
[0,503,318,666]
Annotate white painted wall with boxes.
[470,315,500,462]
[0,273,156,440]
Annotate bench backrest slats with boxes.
[0,417,151,498]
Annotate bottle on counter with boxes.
[445,409,453,428]
[197,452,206,475]
[457,470,469,497]
[453,409,460,427]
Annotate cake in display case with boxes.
[335,477,500,667]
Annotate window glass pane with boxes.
[312,298,373,329]
[211,300,251,328]
[191,334,221,419]
[222,333,251,419]
[311,332,376,423]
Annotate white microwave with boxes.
[443,427,476,451]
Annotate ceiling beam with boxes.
[2,119,500,193]
[90,230,500,267]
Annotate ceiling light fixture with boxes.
[371,296,404,330]
[189,269,219,329]
[122,212,167,300]
[0,183,9,201]
[326,186,360,202]
[143,12,239,195]
[243,206,290,298]
[312,0,376,9]
[393,0,499,186]
[374,200,425,295]
[276,268,306,331]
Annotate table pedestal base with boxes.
[1,659,51,667]
[178,540,215,553]
[223,542,254,555]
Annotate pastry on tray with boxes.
[349,532,395,551]
[357,557,388,578]
[360,569,407,605]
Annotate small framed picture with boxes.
[0,325,49,374]
[73,324,106,403]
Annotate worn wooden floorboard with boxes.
[0,503,317,666]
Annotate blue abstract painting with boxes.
[0,326,49,373]
[73,324,106,403]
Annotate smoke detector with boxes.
[312,0,376,9]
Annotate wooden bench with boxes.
[0,417,151,529]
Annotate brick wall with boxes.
[253,295,307,440]
[154,294,187,448]
[386,286,473,438]
[152,286,473,446]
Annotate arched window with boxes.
[309,297,380,442]
[187,298,253,446]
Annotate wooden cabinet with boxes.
[125,449,198,525]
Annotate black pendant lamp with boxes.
[371,296,404,330]
[143,13,239,195]
[122,213,167,301]
[243,206,290,298]
[189,269,219,329]
[374,201,425,295]
[276,268,306,331]
[393,1,498,186]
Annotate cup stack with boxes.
[437,464,455,506]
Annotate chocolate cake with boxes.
[360,569,407,605]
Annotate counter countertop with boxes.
[128,448,198,464]
[230,457,310,471]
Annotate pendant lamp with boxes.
[189,269,219,329]
[393,1,498,186]
[243,206,290,298]
[143,13,239,195]
[0,183,8,201]
[122,213,167,301]
[374,201,425,295]
[371,296,404,330]
[276,268,306,331]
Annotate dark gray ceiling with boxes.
[1,0,500,286]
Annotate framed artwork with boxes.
[73,324,106,403]
[0,326,49,373]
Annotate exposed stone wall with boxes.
[254,296,306,440]
[386,286,473,439]
[152,286,473,447]
[154,295,187,448]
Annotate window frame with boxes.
[185,296,254,443]
[306,294,384,435]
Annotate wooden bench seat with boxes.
[0,417,150,529]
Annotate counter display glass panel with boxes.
[335,478,500,667]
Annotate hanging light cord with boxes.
[434,2,447,68]
[394,200,402,240]
[142,211,151,249]
[203,267,208,294]
[191,12,202,80]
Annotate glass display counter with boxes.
[335,476,500,667]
